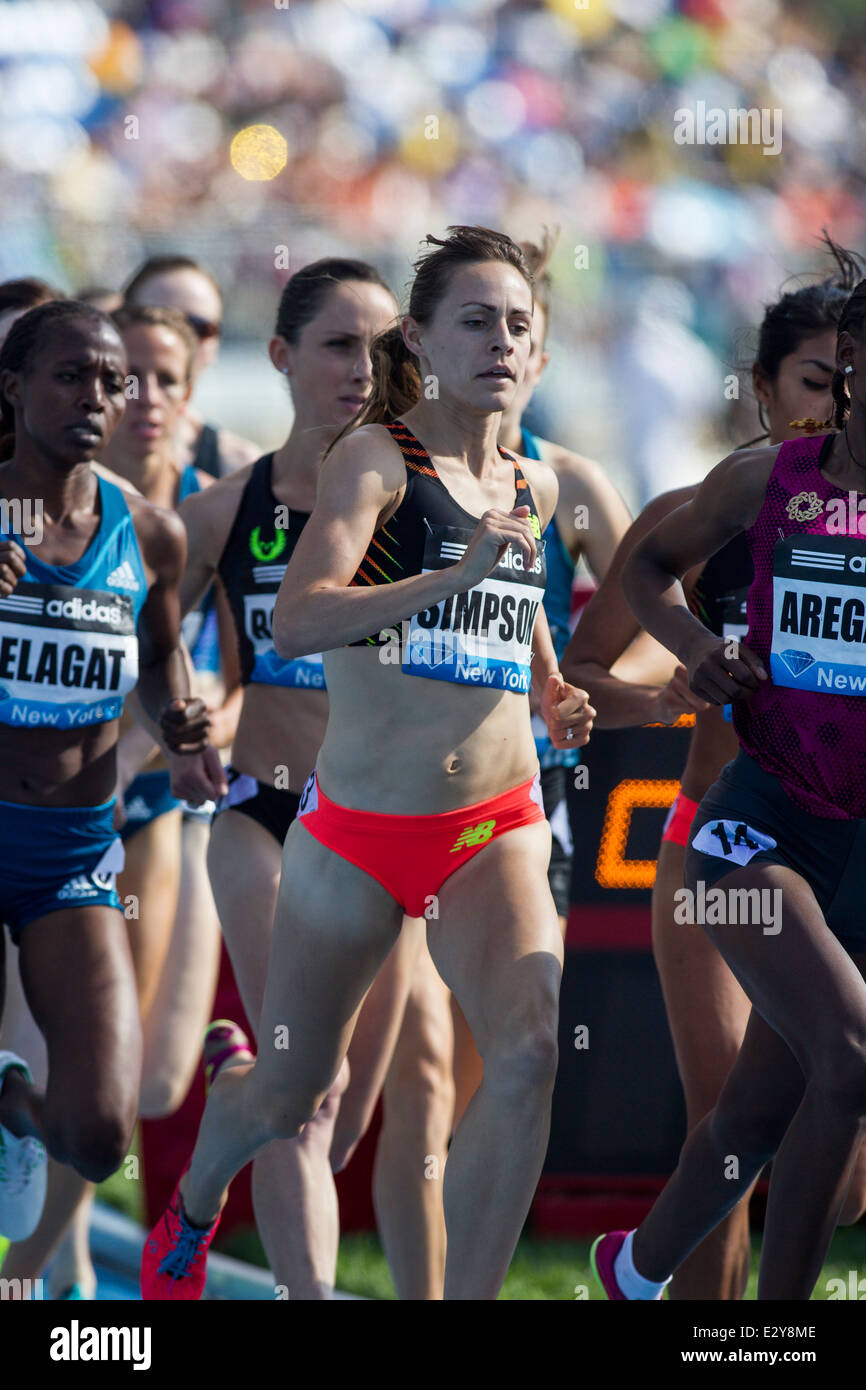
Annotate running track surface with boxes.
[48,1204,362,1301]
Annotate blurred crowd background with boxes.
[2,0,865,508]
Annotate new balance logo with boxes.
[450,820,496,852]
[106,561,140,590]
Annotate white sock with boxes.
[613,1230,671,1301]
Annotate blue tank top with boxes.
[520,428,580,769]
[0,476,147,728]
[521,428,575,662]
[177,465,221,675]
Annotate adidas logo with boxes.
[57,875,99,901]
[124,796,151,821]
[106,561,140,591]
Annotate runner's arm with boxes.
[132,501,226,798]
[622,450,774,670]
[551,446,631,578]
[561,488,705,726]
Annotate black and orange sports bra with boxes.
[348,420,547,693]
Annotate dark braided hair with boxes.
[831,278,866,428]
[0,300,121,460]
[742,232,866,445]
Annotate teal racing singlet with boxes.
[0,477,147,728]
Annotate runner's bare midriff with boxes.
[317,648,539,814]
[0,721,118,806]
[230,683,328,792]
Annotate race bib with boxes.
[242,592,325,689]
[770,535,866,695]
[692,819,777,866]
[402,524,546,692]
[297,770,318,817]
[0,583,138,728]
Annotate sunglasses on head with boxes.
[185,313,221,341]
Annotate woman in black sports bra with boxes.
[164,259,459,1300]
[143,226,594,1301]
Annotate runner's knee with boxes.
[838,1186,866,1226]
[682,1061,740,1134]
[257,1073,336,1143]
[483,1003,559,1096]
[138,1069,190,1120]
[812,1039,866,1121]
[709,1090,792,1167]
[49,1108,134,1184]
[387,1042,455,1132]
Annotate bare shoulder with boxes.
[320,422,407,493]
[178,457,257,552]
[536,439,631,537]
[637,483,699,530]
[218,429,263,472]
[92,462,142,497]
[125,493,186,573]
[541,441,607,486]
[696,444,780,528]
[538,441,622,502]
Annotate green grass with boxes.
[94,1140,866,1298]
[168,1219,866,1300]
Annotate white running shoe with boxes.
[0,1052,46,1241]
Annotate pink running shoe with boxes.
[590,1231,630,1300]
[203,1019,253,1094]
[141,1022,250,1299]
[141,1175,220,1301]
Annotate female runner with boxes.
[444,234,631,1126]
[174,257,453,1298]
[104,304,235,1111]
[567,243,866,1298]
[122,256,260,478]
[142,225,594,1301]
[1,304,238,1296]
[592,269,866,1302]
[0,300,223,1242]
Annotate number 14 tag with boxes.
[692,818,777,866]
